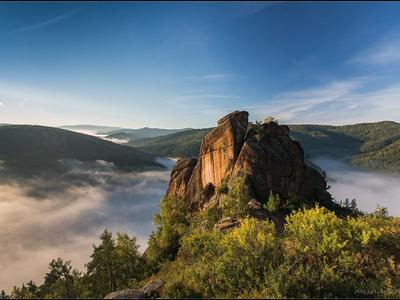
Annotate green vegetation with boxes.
[290,121,400,172]
[220,172,251,218]
[216,180,229,195]
[104,127,191,142]
[0,125,162,174]
[145,196,192,271]
[8,231,145,299]
[156,206,400,298]
[129,128,212,157]
[263,115,278,124]
[266,191,281,212]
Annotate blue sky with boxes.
[1,1,400,128]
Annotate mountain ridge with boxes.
[0,125,163,175]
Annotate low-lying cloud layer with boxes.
[313,158,400,216]
[0,158,173,292]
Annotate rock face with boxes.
[166,158,197,199]
[166,110,333,212]
[199,111,249,188]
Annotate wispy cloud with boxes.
[186,77,400,125]
[2,9,78,35]
[0,102,4,107]
[348,34,400,66]
[259,78,400,124]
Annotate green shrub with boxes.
[157,206,400,298]
[267,191,281,212]
[220,172,251,218]
[216,182,229,195]
[145,196,191,271]
[373,205,389,217]
[202,205,221,229]
[263,115,278,124]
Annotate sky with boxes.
[1,1,400,128]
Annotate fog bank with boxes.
[0,158,173,292]
[313,158,400,216]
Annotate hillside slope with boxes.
[290,121,400,158]
[129,128,212,157]
[104,127,192,142]
[0,125,162,174]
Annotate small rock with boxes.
[214,217,240,232]
[143,279,163,297]
[248,199,262,209]
[104,289,145,299]
[220,216,233,223]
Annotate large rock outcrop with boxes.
[166,110,334,212]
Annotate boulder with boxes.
[214,217,241,232]
[166,158,197,199]
[104,289,145,299]
[143,279,163,298]
[248,199,262,209]
[104,280,164,299]
[189,182,215,210]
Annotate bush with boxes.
[202,205,221,229]
[157,206,400,298]
[373,205,389,217]
[220,172,251,218]
[266,191,281,212]
[216,182,229,195]
[263,115,278,124]
[145,196,191,271]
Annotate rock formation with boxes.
[166,110,337,213]
[104,280,163,299]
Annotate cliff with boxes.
[166,110,338,214]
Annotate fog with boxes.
[0,158,174,292]
[313,157,400,216]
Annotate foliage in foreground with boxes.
[8,231,145,299]
[156,206,400,298]
[6,198,400,299]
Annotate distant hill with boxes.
[104,127,192,142]
[129,128,212,157]
[60,125,192,143]
[129,121,400,172]
[59,125,122,135]
[0,125,163,174]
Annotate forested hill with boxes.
[129,121,400,172]
[104,127,192,142]
[0,125,163,173]
[290,121,400,171]
[128,128,212,157]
